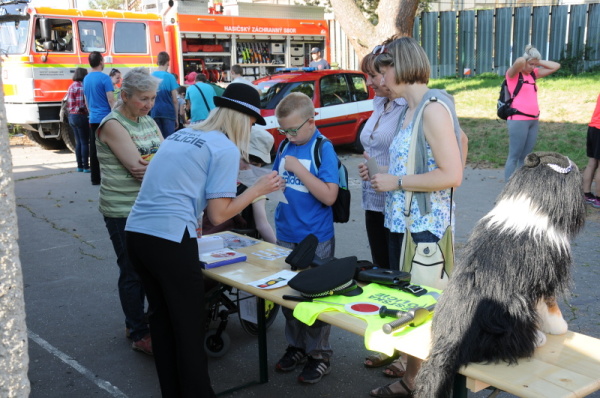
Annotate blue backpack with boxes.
[278,136,350,223]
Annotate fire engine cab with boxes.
[0,0,330,151]
[1,2,167,150]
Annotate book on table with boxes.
[200,248,247,269]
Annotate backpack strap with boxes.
[509,72,539,118]
[277,138,290,156]
[511,72,525,99]
[314,136,324,170]
[313,135,342,173]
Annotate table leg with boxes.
[453,374,468,398]
[216,294,269,396]
[256,297,269,383]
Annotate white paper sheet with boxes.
[246,270,297,290]
[238,165,288,204]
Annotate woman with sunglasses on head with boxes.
[362,36,468,398]
[358,41,408,271]
[125,83,283,397]
[504,45,560,181]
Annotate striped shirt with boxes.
[360,96,407,212]
[66,81,87,115]
[96,110,162,218]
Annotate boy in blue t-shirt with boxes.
[272,92,339,384]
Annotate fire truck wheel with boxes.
[24,130,66,151]
[60,122,76,153]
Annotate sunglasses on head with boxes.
[277,117,312,137]
[372,44,388,55]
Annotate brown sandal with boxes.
[364,351,400,368]
[370,379,414,398]
[383,358,406,378]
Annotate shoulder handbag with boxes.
[400,97,456,291]
[193,84,212,114]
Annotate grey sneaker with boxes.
[298,356,331,384]
[275,346,306,372]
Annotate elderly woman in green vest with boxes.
[96,67,163,356]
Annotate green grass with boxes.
[429,71,600,169]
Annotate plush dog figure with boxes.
[415,152,585,398]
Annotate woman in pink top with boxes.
[504,45,560,181]
[582,94,600,207]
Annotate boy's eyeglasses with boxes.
[372,44,388,55]
[277,118,312,136]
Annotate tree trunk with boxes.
[330,0,420,60]
[396,0,420,36]
[0,61,31,397]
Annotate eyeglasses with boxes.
[372,44,388,55]
[277,118,312,136]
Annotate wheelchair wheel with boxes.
[238,297,280,336]
[204,329,231,358]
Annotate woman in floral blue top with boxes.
[362,36,468,398]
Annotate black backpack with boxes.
[497,71,539,120]
[278,136,351,223]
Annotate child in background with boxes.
[583,93,600,207]
[245,127,276,243]
[272,92,339,384]
[202,126,276,243]
[177,86,187,130]
[110,68,122,103]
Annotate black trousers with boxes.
[126,229,215,398]
[89,123,101,185]
[365,210,391,269]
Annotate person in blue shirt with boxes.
[185,74,216,123]
[151,51,179,138]
[83,51,115,185]
[309,47,330,70]
[125,83,283,397]
[272,92,339,384]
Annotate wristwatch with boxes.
[398,177,403,190]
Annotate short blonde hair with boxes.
[523,45,541,61]
[194,107,252,161]
[275,92,314,120]
[375,36,430,85]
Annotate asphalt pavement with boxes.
[9,141,600,398]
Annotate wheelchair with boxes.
[203,278,280,357]
[202,200,281,357]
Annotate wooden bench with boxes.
[204,235,600,398]
[394,323,600,398]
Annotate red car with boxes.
[253,68,375,153]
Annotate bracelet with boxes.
[398,177,403,190]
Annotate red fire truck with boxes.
[0,0,329,151]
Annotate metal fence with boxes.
[329,3,600,77]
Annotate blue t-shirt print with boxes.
[279,157,312,194]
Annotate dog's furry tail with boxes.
[414,343,461,398]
